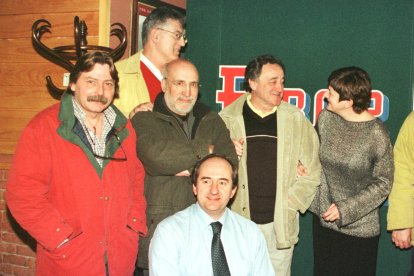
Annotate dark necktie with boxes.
[211,221,231,276]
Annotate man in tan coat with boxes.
[114,6,186,118]
[219,54,321,276]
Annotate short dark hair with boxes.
[191,154,238,188]
[67,51,119,98]
[244,54,285,92]
[142,6,186,46]
[328,66,371,114]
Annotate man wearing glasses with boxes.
[6,52,147,275]
[131,58,237,276]
[114,6,187,119]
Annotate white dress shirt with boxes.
[149,203,275,276]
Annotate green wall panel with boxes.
[186,1,414,275]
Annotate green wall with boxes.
[185,0,414,275]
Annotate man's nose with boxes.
[178,36,187,46]
[182,85,191,97]
[210,182,219,194]
[96,84,104,95]
[275,82,284,93]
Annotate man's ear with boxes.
[192,184,198,196]
[248,79,257,91]
[150,28,160,43]
[161,78,168,92]
[344,99,354,109]
[230,186,237,199]
[70,83,76,92]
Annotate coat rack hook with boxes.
[32,16,127,99]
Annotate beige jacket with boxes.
[388,111,414,245]
[219,94,321,248]
[114,51,151,117]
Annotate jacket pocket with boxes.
[43,231,84,261]
[287,207,299,239]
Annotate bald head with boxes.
[163,58,198,80]
[161,59,199,116]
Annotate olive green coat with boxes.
[132,93,237,268]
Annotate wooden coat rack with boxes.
[32,16,127,99]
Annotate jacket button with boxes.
[132,218,137,222]
[242,185,245,189]
[56,228,60,232]
[104,196,109,201]
[242,207,246,211]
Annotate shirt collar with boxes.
[72,98,116,147]
[195,202,229,229]
[246,93,278,118]
[72,98,116,128]
[141,53,163,81]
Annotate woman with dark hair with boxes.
[310,66,393,276]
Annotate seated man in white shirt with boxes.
[149,154,274,276]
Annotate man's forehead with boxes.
[79,65,112,79]
[168,64,198,80]
[262,64,284,75]
[198,158,232,175]
[257,71,284,83]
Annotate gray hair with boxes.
[142,6,185,46]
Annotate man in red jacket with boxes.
[6,51,147,276]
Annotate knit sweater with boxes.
[310,109,393,238]
[243,102,277,224]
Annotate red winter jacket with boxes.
[6,94,147,276]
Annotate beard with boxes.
[174,97,195,115]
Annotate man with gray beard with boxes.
[131,58,237,275]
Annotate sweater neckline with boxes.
[324,109,377,125]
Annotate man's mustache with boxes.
[178,97,195,102]
[87,95,109,104]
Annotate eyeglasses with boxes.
[165,78,200,90]
[93,134,127,162]
[86,129,127,162]
[156,27,187,42]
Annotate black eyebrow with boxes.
[199,176,229,182]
